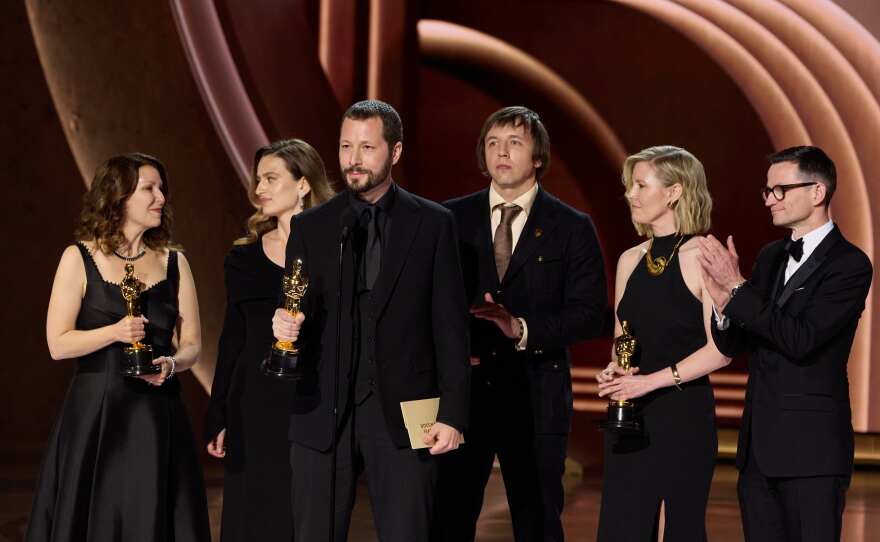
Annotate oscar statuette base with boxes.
[598,400,642,435]
[261,343,308,380]
[120,344,159,376]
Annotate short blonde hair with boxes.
[622,145,712,237]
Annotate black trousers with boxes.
[738,447,849,542]
[434,374,568,542]
[289,393,438,542]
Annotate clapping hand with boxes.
[697,235,745,311]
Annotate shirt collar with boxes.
[488,182,539,215]
[792,219,834,262]
[349,182,396,216]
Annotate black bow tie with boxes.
[787,238,804,262]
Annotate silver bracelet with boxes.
[729,280,747,299]
[167,356,176,379]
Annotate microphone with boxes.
[339,208,357,243]
[330,205,356,542]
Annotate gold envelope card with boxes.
[400,397,465,449]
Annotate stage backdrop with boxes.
[3,0,879,469]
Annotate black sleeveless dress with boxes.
[597,234,717,542]
[204,242,292,541]
[26,244,211,542]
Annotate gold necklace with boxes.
[645,234,686,276]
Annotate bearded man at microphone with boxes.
[272,100,470,541]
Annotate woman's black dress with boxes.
[26,243,211,542]
[204,241,293,541]
[597,234,717,541]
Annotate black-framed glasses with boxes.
[761,182,817,201]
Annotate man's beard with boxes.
[342,155,393,194]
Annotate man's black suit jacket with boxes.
[444,187,607,434]
[284,186,470,451]
[712,225,872,477]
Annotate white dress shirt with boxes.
[784,219,834,283]
[488,183,539,350]
[489,183,539,251]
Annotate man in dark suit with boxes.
[435,106,607,541]
[698,146,872,542]
[272,100,469,541]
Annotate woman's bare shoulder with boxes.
[618,240,649,267]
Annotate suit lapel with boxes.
[776,226,841,307]
[502,187,557,285]
[371,186,422,318]
[768,243,788,301]
[337,201,357,377]
[474,189,500,289]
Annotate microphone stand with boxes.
[329,223,351,542]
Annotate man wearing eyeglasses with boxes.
[697,146,872,542]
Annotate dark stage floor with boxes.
[3,461,879,541]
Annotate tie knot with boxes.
[360,205,377,224]
[497,204,522,225]
[787,237,804,262]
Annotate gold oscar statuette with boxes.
[262,259,310,379]
[119,264,158,376]
[599,320,642,434]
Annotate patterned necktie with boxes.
[493,204,522,281]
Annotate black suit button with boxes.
[552,362,559,369]
[537,256,544,263]
[368,378,375,386]
[496,289,502,296]
[491,351,497,357]
[368,358,375,365]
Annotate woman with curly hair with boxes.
[204,138,334,541]
[27,153,210,541]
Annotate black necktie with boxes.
[787,238,804,262]
[362,206,381,289]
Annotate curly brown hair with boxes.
[235,138,335,245]
[74,153,175,253]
